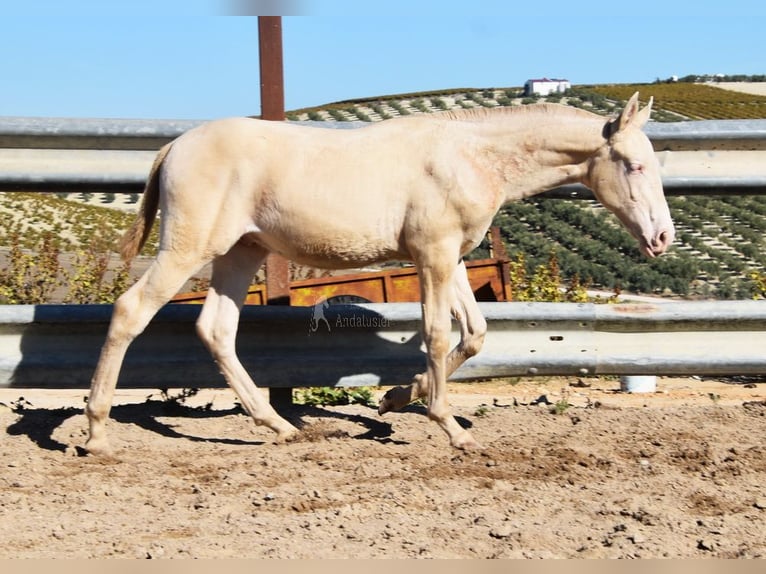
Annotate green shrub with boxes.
[0,232,62,304]
[0,226,135,305]
[749,271,766,299]
[430,97,449,111]
[410,99,429,113]
[294,386,377,408]
[508,251,593,303]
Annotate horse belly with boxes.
[243,220,407,269]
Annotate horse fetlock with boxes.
[412,373,429,394]
[426,404,453,424]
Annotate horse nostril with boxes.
[653,230,672,252]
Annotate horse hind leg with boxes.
[195,243,298,441]
[85,250,206,455]
[379,260,487,416]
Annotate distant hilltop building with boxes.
[524,78,571,96]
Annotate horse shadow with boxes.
[4,395,471,454]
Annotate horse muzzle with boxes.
[640,227,674,258]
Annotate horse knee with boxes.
[196,317,236,359]
[424,325,452,359]
[195,318,216,353]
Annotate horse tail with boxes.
[118,142,172,262]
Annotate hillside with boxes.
[2,81,766,300]
[285,81,766,122]
[285,81,766,299]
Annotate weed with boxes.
[0,211,138,304]
[9,396,34,412]
[159,387,200,403]
[0,231,64,304]
[154,388,213,414]
[294,386,377,408]
[750,271,766,299]
[474,404,489,417]
[506,251,596,303]
[551,398,571,415]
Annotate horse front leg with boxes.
[379,260,487,417]
[412,257,482,450]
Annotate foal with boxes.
[85,92,673,454]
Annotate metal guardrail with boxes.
[1,301,764,389]
[0,116,765,195]
[1,118,765,390]
[0,117,198,192]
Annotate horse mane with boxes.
[435,103,601,123]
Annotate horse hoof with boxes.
[84,438,114,457]
[377,387,399,415]
[378,386,413,415]
[451,433,484,451]
[274,426,299,444]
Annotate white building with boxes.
[524,78,571,96]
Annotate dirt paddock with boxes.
[1,376,764,558]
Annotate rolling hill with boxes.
[2,80,766,300]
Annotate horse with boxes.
[309,298,331,333]
[84,92,674,454]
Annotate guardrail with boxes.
[1,117,765,391]
[1,301,764,389]
[1,116,765,196]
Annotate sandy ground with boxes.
[1,376,764,559]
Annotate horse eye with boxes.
[627,162,643,174]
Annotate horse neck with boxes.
[472,110,605,202]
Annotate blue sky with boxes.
[1,0,764,119]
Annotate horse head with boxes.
[585,92,674,258]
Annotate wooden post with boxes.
[258,17,293,408]
[258,16,290,305]
[258,17,285,123]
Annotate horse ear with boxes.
[606,92,651,138]
[634,96,653,128]
[616,92,642,131]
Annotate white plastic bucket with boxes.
[620,375,657,393]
